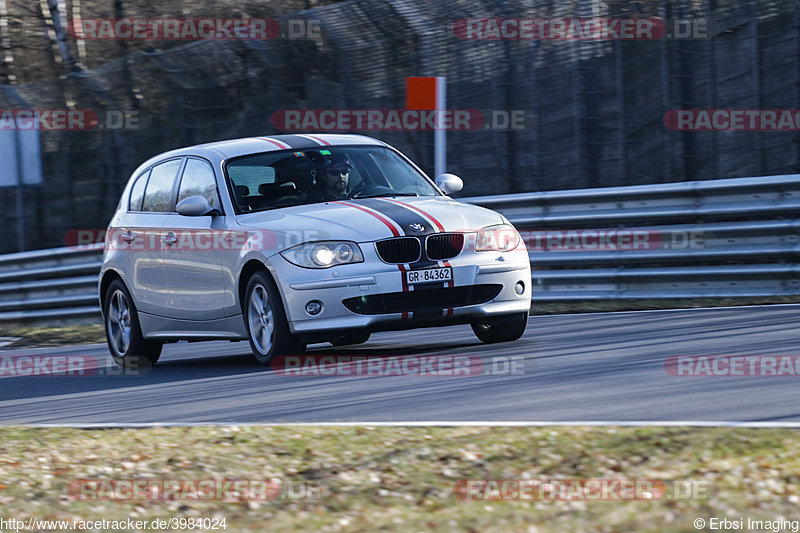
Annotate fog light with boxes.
[305,300,323,316]
[515,281,525,295]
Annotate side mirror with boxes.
[176,195,220,217]
[435,173,463,195]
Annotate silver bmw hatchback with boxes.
[99,134,531,367]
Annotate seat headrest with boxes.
[272,157,315,192]
[258,181,297,196]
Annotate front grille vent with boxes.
[375,237,421,263]
[426,233,464,260]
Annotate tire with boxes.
[244,270,305,365]
[471,311,529,344]
[104,279,162,368]
[330,331,371,347]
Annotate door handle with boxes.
[162,232,178,246]
[119,230,135,243]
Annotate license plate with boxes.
[406,267,452,284]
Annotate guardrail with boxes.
[1,173,799,324]
[468,173,800,300]
[0,243,103,323]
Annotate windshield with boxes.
[225,146,441,213]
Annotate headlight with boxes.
[281,241,364,268]
[475,224,521,252]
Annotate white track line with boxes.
[532,302,800,318]
[14,421,800,428]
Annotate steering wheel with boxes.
[349,183,394,199]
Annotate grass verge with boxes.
[0,426,797,532]
[0,324,105,349]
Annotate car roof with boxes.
[139,134,389,167]
[126,134,396,189]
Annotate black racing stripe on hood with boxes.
[355,198,436,239]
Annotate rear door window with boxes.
[142,159,182,212]
[128,170,150,211]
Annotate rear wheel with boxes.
[471,312,528,344]
[244,271,305,365]
[330,331,371,347]
[104,279,162,368]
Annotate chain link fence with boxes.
[0,0,798,253]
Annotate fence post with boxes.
[13,128,25,252]
[572,42,586,188]
[660,5,675,181]
[705,0,719,180]
[615,41,627,184]
[749,0,764,173]
[530,41,543,187]
[797,1,800,173]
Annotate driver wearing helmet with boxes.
[311,152,352,201]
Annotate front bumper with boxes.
[269,245,531,337]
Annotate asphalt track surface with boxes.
[2,305,800,425]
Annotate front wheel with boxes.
[471,312,529,344]
[104,279,162,368]
[244,271,305,365]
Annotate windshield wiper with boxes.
[351,193,421,199]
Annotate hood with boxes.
[236,196,506,250]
